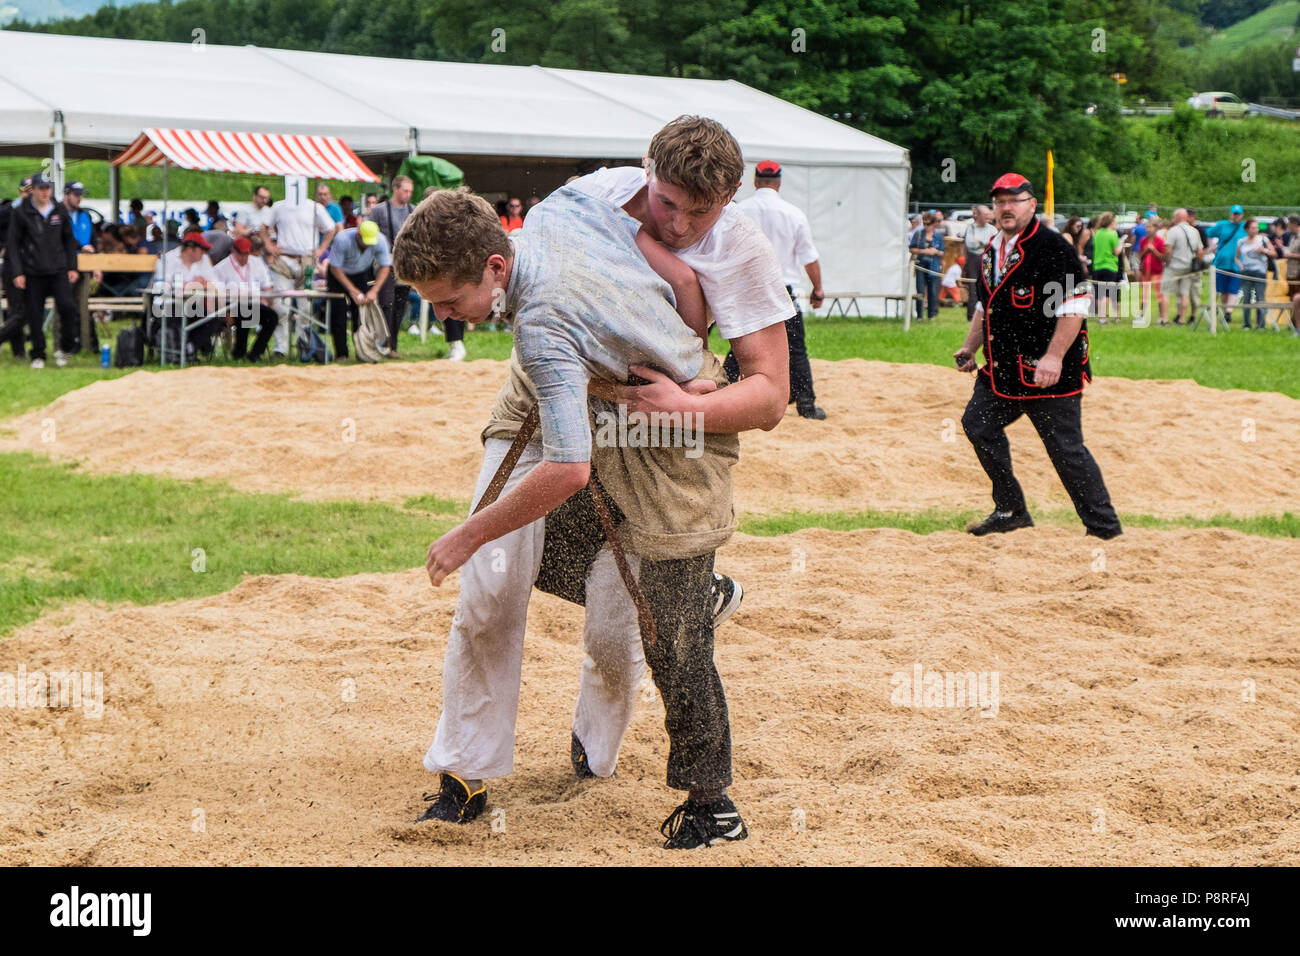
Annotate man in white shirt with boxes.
[962,205,996,321]
[212,235,278,361]
[734,160,827,419]
[400,117,792,847]
[261,195,337,356]
[150,231,223,356]
[236,185,275,239]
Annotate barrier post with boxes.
[1208,262,1217,336]
[903,259,913,333]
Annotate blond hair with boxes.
[392,187,511,286]
[645,115,743,206]
[1096,211,1116,229]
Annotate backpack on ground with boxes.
[298,326,331,364]
[114,324,145,368]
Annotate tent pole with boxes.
[109,164,121,225]
[52,110,65,194]
[162,157,169,257]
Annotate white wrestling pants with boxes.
[423,438,646,780]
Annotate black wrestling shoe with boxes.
[797,404,827,420]
[660,796,749,849]
[571,732,596,779]
[1085,526,1123,540]
[416,773,487,824]
[710,572,744,627]
[967,510,1034,536]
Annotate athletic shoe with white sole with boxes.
[54,350,68,368]
[30,358,44,369]
[660,796,749,849]
[447,340,467,361]
[416,772,486,824]
[710,572,743,627]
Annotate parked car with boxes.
[1186,92,1250,118]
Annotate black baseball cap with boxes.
[64,181,85,194]
[30,172,53,188]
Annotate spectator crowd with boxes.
[2,173,545,368]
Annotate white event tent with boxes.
[0,30,911,299]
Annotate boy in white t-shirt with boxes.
[397,117,792,848]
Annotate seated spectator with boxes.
[200,222,233,265]
[500,197,524,233]
[97,225,153,297]
[144,224,165,255]
[212,235,278,361]
[150,231,223,356]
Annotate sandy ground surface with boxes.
[3,359,1297,518]
[3,527,1298,866]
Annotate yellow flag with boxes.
[1045,150,1055,222]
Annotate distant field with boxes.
[1207,1,1299,57]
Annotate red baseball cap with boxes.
[232,236,252,253]
[180,231,212,250]
[755,161,782,178]
[989,173,1034,197]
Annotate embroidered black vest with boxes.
[977,217,1092,399]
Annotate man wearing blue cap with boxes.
[1207,204,1247,326]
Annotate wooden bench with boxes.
[77,253,158,343]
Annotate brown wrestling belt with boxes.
[471,402,657,645]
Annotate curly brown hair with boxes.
[392,188,511,286]
[645,115,744,206]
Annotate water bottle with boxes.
[100,343,111,368]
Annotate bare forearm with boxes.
[463,460,588,548]
[688,372,787,432]
[805,261,822,292]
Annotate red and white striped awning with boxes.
[112,128,380,182]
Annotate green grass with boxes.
[1208,1,1299,56]
[740,507,1300,538]
[0,451,455,635]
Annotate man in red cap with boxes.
[952,173,1122,539]
[213,235,278,361]
[150,229,223,357]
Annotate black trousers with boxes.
[0,269,26,357]
[444,317,465,343]
[723,286,813,408]
[230,303,279,361]
[961,373,1122,536]
[962,251,982,320]
[24,272,80,360]
[326,267,374,360]
[376,274,411,349]
[534,486,733,792]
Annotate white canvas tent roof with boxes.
[0,30,911,298]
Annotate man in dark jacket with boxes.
[953,173,1122,539]
[6,172,80,368]
[0,184,30,358]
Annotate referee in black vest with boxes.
[953,173,1122,539]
